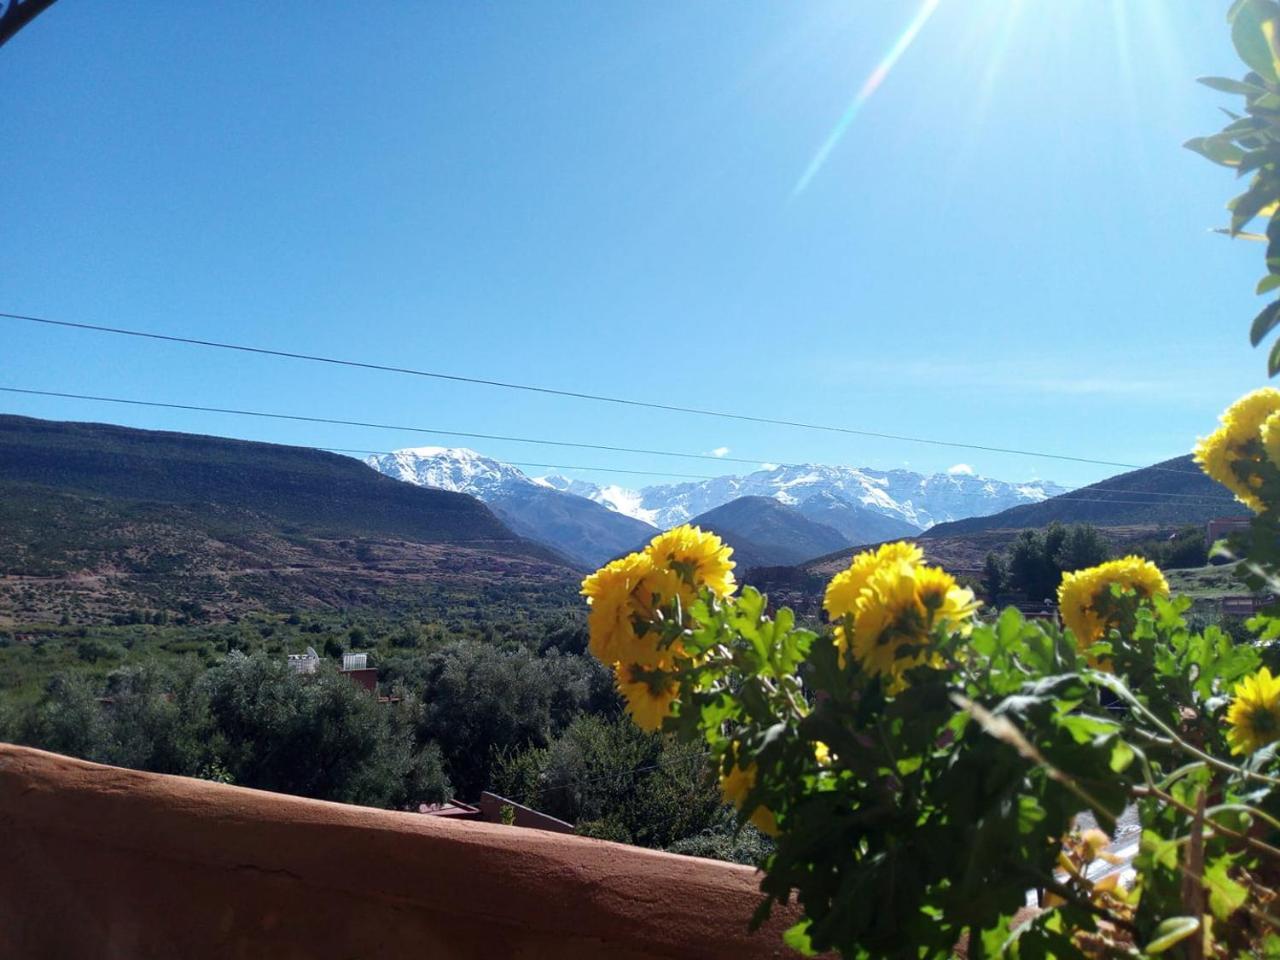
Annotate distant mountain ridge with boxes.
[924,455,1237,537]
[365,447,657,568]
[367,448,1068,568]
[537,463,1065,531]
[685,497,852,569]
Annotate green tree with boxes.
[200,653,449,808]
[980,552,1007,600]
[1007,529,1058,600]
[391,639,615,798]
[1052,523,1110,574]
[491,714,722,849]
[1008,523,1110,599]
[14,674,108,760]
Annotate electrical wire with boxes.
[2,310,1206,475]
[0,386,1237,506]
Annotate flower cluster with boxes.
[1057,556,1168,652]
[1226,667,1280,756]
[580,525,735,730]
[718,750,778,836]
[1194,387,1280,511]
[823,541,977,685]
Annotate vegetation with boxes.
[492,713,728,847]
[578,246,1280,957]
[1005,522,1110,601]
[580,493,1280,957]
[0,609,747,860]
[3,656,450,808]
[1189,0,1280,375]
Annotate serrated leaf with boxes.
[1205,856,1248,920]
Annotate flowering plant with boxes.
[574,5,1280,953]
[576,378,1280,959]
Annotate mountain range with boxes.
[365,447,1068,568]
[0,415,1241,627]
[537,465,1068,531]
[364,448,659,569]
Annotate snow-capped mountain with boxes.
[364,447,1068,567]
[363,448,657,568]
[537,463,1068,531]
[534,476,662,526]
[365,447,530,500]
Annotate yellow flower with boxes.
[719,756,778,836]
[581,552,657,665]
[823,542,976,684]
[1226,667,1280,755]
[615,661,678,732]
[1195,388,1280,512]
[581,548,693,667]
[644,525,737,600]
[823,541,923,621]
[813,741,832,766]
[1057,556,1169,652]
[1263,410,1280,471]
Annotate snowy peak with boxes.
[532,463,1067,531]
[364,447,1067,539]
[364,447,532,500]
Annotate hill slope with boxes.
[0,416,577,623]
[790,490,921,545]
[688,497,852,569]
[923,456,1237,537]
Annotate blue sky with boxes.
[0,1,1267,490]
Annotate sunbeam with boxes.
[792,0,943,196]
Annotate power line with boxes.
[0,386,769,467]
[2,310,1204,475]
[0,386,1237,506]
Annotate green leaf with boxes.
[1185,135,1247,168]
[1269,336,1280,375]
[1229,177,1280,232]
[1199,74,1270,95]
[1250,298,1280,344]
[1256,273,1280,294]
[1232,0,1280,84]
[1109,738,1135,774]
[1205,856,1248,920]
[782,920,816,955]
[1055,712,1119,744]
[1145,917,1201,953]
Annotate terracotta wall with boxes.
[0,744,800,960]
